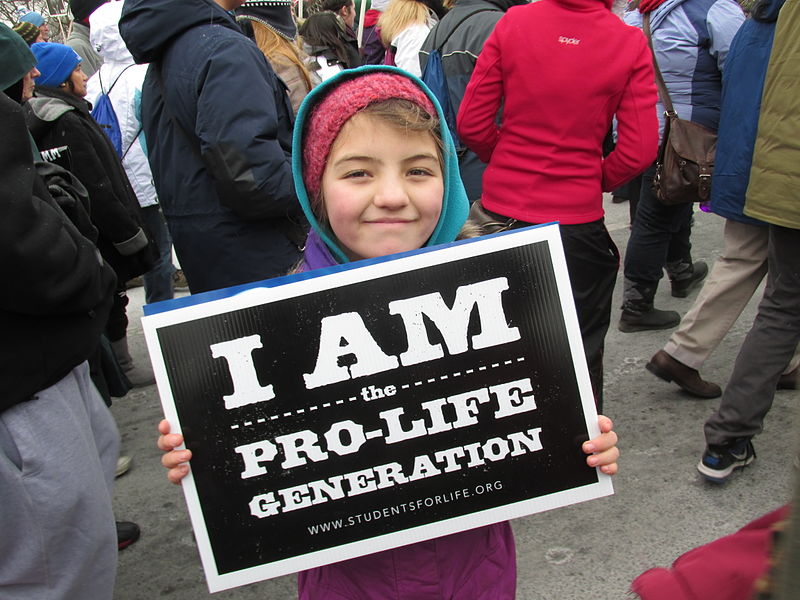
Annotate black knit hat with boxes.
[237,0,297,41]
[70,0,108,22]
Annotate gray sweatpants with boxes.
[0,361,120,599]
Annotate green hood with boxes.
[291,65,470,264]
[0,23,36,92]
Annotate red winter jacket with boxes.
[457,0,658,224]
[631,504,788,600]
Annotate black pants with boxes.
[624,164,693,285]
[484,211,619,410]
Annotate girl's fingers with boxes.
[162,448,192,468]
[586,446,620,468]
[157,432,185,452]
[582,430,618,454]
[167,464,191,485]
[158,420,191,484]
[597,414,614,433]
[599,462,618,476]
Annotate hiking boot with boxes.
[117,521,141,551]
[619,278,680,332]
[668,260,708,298]
[697,438,756,483]
[646,350,721,398]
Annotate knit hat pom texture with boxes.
[302,72,436,201]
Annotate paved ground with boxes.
[112,195,799,599]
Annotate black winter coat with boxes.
[1,93,116,412]
[25,86,156,283]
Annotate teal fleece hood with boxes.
[291,65,469,264]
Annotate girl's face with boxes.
[320,112,444,261]
[67,64,88,98]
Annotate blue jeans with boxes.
[624,164,694,285]
[140,205,175,304]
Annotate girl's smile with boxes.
[321,112,444,261]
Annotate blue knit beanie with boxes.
[30,42,82,87]
[18,11,46,27]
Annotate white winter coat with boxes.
[87,0,157,208]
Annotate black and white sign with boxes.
[142,224,612,592]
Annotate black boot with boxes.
[667,260,708,298]
[619,278,680,333]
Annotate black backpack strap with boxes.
[120,124,143,161]
[107,64,136,95]
[432,8,501,52]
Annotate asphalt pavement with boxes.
[112,195,799,599]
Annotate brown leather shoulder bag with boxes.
[644,13,717,205]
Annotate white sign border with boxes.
[142,223,612,593]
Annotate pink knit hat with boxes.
[302,72,436,201]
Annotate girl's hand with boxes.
[157,419,192,485]
[582,415,619,475]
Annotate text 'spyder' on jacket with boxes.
[457,0,659,225]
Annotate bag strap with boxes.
[431,8,500,52]
[108,64,136,94]
[98,63,136,96]
[643,13,676,116]
[120,124,143,161]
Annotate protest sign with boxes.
[142,224,612,592]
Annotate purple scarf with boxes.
[297,229,339,273]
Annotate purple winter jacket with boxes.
[295,231,517,599]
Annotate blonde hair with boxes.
[378,0,431,45]
[251,20,314,92]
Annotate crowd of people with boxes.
[1,0,798,597]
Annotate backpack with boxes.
[421,9,498,148]
[91,65,134,157]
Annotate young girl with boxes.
[159,66,620,598]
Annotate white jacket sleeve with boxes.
[392,23,433,77]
